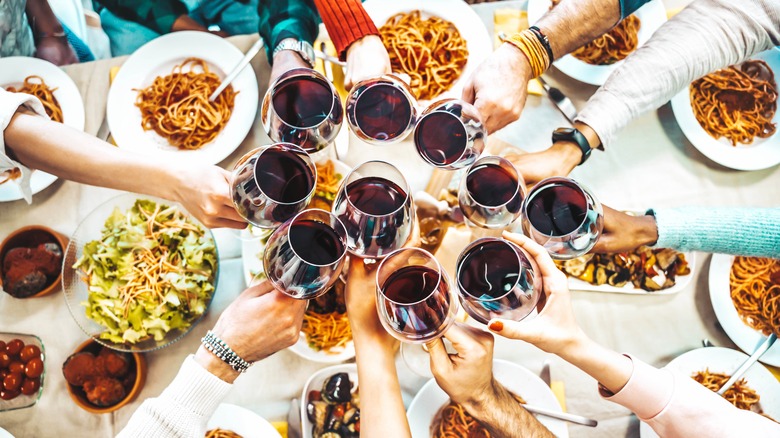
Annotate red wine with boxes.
[254,148,314,203]
[272,76,333,127]
[346,176,407,216]
[526,182,587,236]
[466,163,521,210]
[415,112,467,165]
[382,265,450,339]
[354,84,413,140]
[458,240,520,300]
[289,219,345,265]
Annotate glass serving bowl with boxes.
[0,332,45,413]
[62,194,219,353]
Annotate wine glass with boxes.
[331,161,415,259]
[521,176,603,260]
[261,67,343,154]
[230,143,316,229]
[263,209,348,299]
[458,155,525,230]
[346,75,418,145]
[456,238,542,324]
[414,99,486,170]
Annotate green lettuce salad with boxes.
[73,200,217,344]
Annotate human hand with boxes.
[504,142,581,187]
[35,37,78,66]
[269,49,309,86]
[486,231,587,356]
[168,164,246,229]
[195,280,306,382]
[462,43,532,134]
[592,206,658,253]
[344,257,397,352]
[344,35,391,90]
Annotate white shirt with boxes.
[0,87,47,203]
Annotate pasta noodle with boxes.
[0,168,22,186]
[690,60,777,146]
[135,58,236,150]
[205,429,243,438]
[6,75,64,123]
[692,370,761,412]
[302,280,352,352]
[432,394,525,438]
[310,161,342,211]
[729,256,780,337]
[379,11,469,100]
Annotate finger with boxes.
[440,323,480,354]
[427,338,452,373]
[502,231,561,279]
[461,76,476,103]
[487,318,529,341]
[206,217,247,230]
[218,203,245,223]
[241,280,276,299]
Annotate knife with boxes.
[287,398,302,438]
[533,360,596,427]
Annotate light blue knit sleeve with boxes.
[650,207,780,258]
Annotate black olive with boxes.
[322,373,351,403]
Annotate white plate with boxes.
[0,57,85,202]
[300,364,359,438]
[671,48,780,170]
[567,252,696,295]
[639,347,780,438]
[363,0,492,104]
[709,254,780,366]
[107,31,258,165]
[206,403,281,438]
[407,359,569,437]
[240,160,354,363]
[0,426,14,438]
[527,0,666,86]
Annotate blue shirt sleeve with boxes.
[621,0,652,17]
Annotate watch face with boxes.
[555,127,575,136]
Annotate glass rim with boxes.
[455,238,525,303]
[414,109,471,168]
[268,67,339,130]
[342,160,411,218]
[463,156,522,209]
[251,142,318,206]
[523,176,590,238]
[284,208,348,268]
[348,80,417,143]
[376,247,445,306]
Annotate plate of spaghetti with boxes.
[527,0,666,86]
[364,0,491,103]
[407,359,568,437]
[0,57,85,202]
[671,49,780,170]
[107,32,258,165]
[709,254,780,366]
[206,403,281,438]
[638,346,780,438]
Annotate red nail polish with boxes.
[489,320,503,332]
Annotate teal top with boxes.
[621,0,651,17]
[651,207,780,258]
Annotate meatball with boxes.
[83,376,126,407]
[98,349,130,377]
[62,353,97,386]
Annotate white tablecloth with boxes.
[2,1,780,437]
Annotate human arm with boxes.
[118,281,306,437]
[593,206,780,257]
[25,0,78,66]
[95,0,190,34]
[344,258,410,438]
[258,0,320,63]
[428,324,553,438]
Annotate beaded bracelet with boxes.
[505,29,551,78]
[201,330,252,373]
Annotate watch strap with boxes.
[552,127,592,165]
[273,39,316,68]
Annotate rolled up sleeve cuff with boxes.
[575,88,634,150]
[599,354,674,420]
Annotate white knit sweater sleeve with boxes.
[117,355,232,438]
[576,0,780,148]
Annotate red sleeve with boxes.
[313,0,379,60]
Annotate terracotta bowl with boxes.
[64,338,147,414]
[0,225,69,298]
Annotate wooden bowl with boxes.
[0,225,69,298]
[64,338,147,414]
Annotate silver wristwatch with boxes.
[273,38,316,68]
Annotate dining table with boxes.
[2,0,779,437]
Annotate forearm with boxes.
[463,380,553,438]
[353,341,410,438]
[4,112,181,201]
[258,0,320,62]
[557,335,633,394]
[313,0,378,59]
[576,0,780,148]
[25,0,64,36]
[96,0,188,33]
[536,0,622,60]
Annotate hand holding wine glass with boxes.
[166,163,246,229]
[344,257,397,352]
[591,205,659,253]
[344,35,392,90]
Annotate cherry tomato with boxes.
[0,388,20,400]
[5,339,24,357]
[19,345,41,363]
[3,372,22,392]
[24,358,43,379]
[20,377,40,396]
[0,352,10,368]
[0,341,6,352]
[8,361,24,375]
[0,370,7,381]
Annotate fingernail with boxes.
[488,320,503,332]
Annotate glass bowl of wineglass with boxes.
[521,176,603,260]
[458,155,525,230]
[261,67,343,153]
[456,238,542,324]
[230,142,317,229]
[346,74,418,145]
[332,161,415,259]
[263,209,348,299]
[414,99,486,170]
